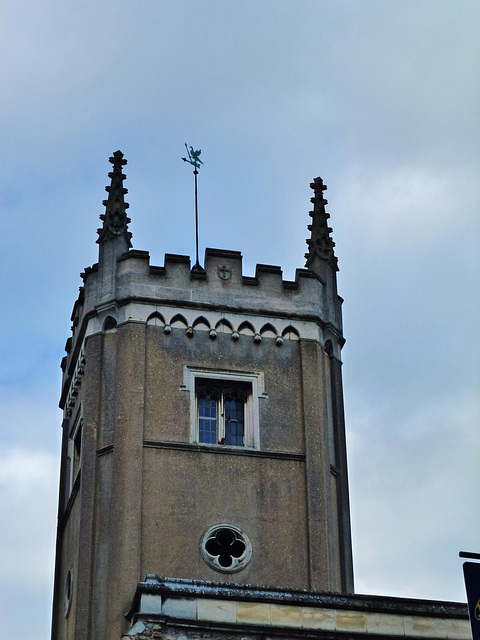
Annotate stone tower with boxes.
[51,152,354,640]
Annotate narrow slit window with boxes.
[67,407,83,498]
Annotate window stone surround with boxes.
[182,366,266,448]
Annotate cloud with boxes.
[0,2,478,636]
[0,376,62,448]
[0,449,58,584]
[348,388,480,601]
[337,166,477,246]
[0,449,58,637]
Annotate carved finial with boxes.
[305,177,336,267]
[96,150,133,247]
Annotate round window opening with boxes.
[201,524,252,573]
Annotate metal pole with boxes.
[194,169,199,268]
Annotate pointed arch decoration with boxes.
[193,316,211,331]
[260,323,277,339]
[170,314,188,328]
[238,321,255,336]
[282,325,300,341]
[147,312,165,327]
[215,319,234,334]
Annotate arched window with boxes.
[103,316,117,332]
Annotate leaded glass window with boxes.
[196,380,250,447]
[224,394,244,446]
[198,393,218,444]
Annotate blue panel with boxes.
[198,396,218,444]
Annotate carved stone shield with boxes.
[218,264,232,280]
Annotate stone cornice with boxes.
[60,300,345,408]
[130,576,468,619]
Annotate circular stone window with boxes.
[201,524,252,573]
[64,569,73,617]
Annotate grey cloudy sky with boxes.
[1,2,479,639]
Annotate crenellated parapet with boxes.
[53,154,355,640]
[61,154,345,410]
[79,247,338,316]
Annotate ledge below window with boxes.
[142,440,305,461]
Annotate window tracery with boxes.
[201,524,252,572]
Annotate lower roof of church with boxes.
[124,575,469,640]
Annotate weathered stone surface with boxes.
[122,579,468,640]
[52,157,354,640]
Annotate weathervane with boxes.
[182,144,203,271]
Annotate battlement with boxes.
[62,159,345,408]
[53,156,355,640]
[80,246,335,321]
[60,245,344,399]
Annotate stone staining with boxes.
[50,153,472,640]
[51,153,356,640]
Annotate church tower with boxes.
[51,152,354,640]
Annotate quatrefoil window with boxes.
[201,524,252,573]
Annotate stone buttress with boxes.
[51,153,354,640]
